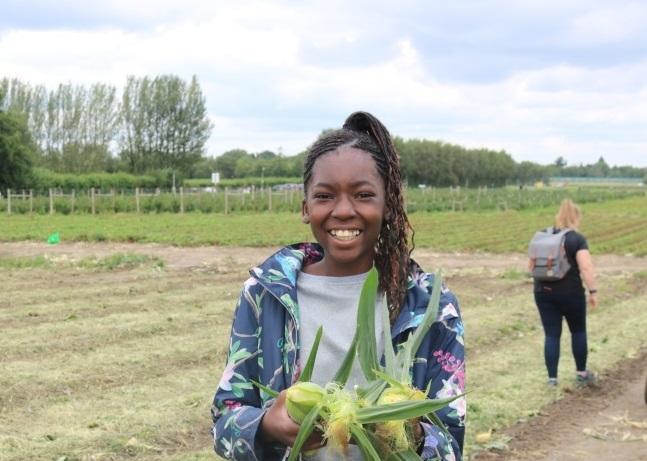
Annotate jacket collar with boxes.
[249,243,323,324]
[249,243,443,337]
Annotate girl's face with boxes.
[302,146,386,277]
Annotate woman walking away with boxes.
[211,111,465,460]
[531,199,598,387]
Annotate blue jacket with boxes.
[212,243,465,460]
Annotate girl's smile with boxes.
[329,228,361,240]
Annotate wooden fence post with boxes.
[71,190,75,214]
[111,188,116,212]
[268,186,272,211]
[224,187,229,215]
[91,187,96,215]
[135,187,140,214]
[7,189,11,215]
[49,188,54,215]
[180,187,184,214]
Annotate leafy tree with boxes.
[119,74,212,175]
[554,156,567,168]
[0,111,35,191]
[215,149,250,178]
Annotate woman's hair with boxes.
[554,198,582,229]
[303,111,414,322]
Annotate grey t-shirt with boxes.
[296,270,385,460]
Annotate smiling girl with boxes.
[211,112,465,460]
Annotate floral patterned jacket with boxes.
[211,243,466,460]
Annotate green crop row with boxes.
[2,186,644,216]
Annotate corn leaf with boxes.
[298,325,323,383]
[356,267,381,381]
[409,271,443,359]
[358,379,388,405]
[356,394,463,423]
[395,340,415,383]
[349,422,382,461]
[333,332,358,386]
[250,379,279,398]
[287,403,322,461]
[392,448,422,461]
[381,296,396,376]
[425,411,450,437]
[373,369,410,391]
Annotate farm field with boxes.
[2,195,647,255]
[1,241,646,460]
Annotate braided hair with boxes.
[303,111,414,322]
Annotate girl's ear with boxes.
[301,200,311,224]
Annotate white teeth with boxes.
[330,229,360,240]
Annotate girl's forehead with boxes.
[313,146,378,170]
[309,148,385,190]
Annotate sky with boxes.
[1,0,646,167]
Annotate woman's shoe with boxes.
[576,370,597,387]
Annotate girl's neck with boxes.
[301,257,373,277]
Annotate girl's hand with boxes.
[260,389,324,451]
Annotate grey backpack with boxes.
[528,227,572,281]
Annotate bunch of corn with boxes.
[255,268,459,460]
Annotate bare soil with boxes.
[3,241,647,275]
[2,241,647,461]
[472,351,647,461]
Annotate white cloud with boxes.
[570,2,647,44]
[1,1,646,166]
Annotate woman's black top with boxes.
[534,229,589,294]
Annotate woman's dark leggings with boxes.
[534,290,588,378]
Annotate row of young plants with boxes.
[1,196,645,253]
[2,186,644,215]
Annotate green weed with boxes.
[0,255,52,269]
[77,253,165,270]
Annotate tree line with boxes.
[1,75,211,175]
[2,75,646,192]
[199,140,645,188]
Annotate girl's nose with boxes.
[331,195,356,218]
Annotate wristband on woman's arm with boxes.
[588,289,597,295]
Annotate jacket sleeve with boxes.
[211,280,284,460]
[417,286,466,460]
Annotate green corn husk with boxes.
[375,386,426,451]
[286,381,325,424]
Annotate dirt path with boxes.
[2,241,647,460]
[473,351,647,461]
[2,241,647,275]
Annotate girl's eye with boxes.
[357,192,375,199]
[313,193,332,200]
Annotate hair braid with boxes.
[303,111,414,323]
